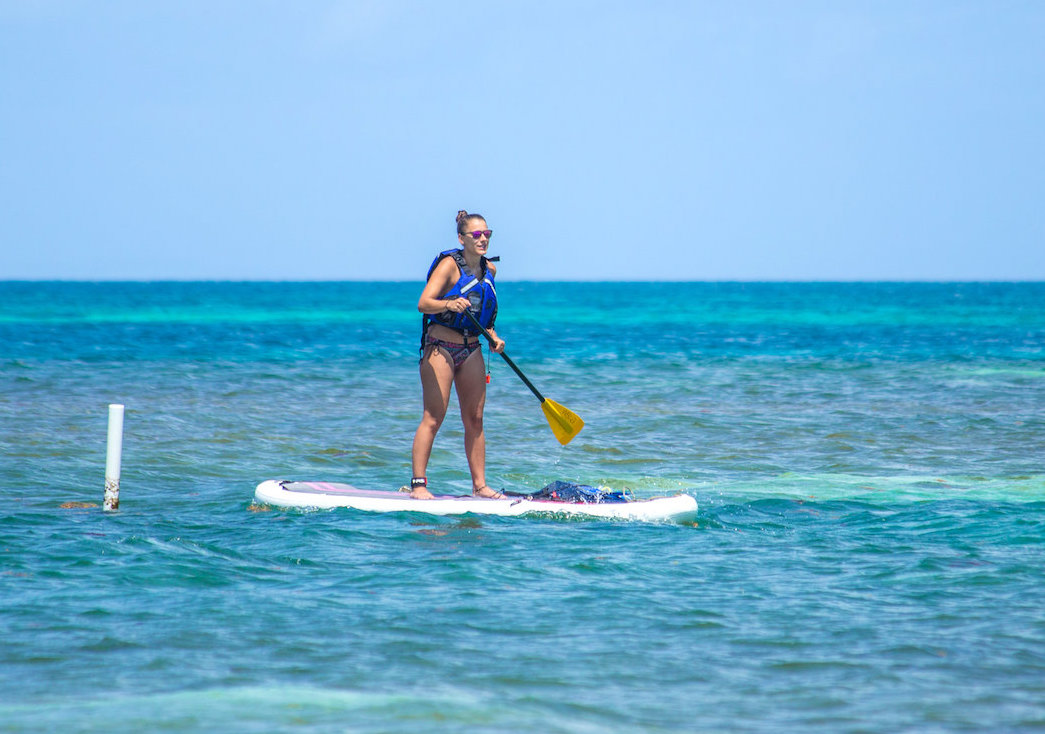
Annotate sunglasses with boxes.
[464,229,493,239]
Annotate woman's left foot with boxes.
[473,486,505,499]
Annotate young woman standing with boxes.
[409,210,506,499]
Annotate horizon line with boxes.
[3,278,1044,285]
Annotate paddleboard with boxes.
[254,480,697,523]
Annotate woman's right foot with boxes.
[409,477,433,500]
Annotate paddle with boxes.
[462,309,584,445]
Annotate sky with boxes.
[1,1,1043,281]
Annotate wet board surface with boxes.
[254,480,698,523]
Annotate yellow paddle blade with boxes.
[541,399,584,445]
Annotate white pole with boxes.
[104,404,124,512]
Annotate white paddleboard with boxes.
[254,480,697,523]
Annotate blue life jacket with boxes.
[422,249,498,344]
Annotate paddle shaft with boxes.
[462,309,547,403]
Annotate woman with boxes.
[409,210,506,499]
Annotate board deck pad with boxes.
[255,480,697,523]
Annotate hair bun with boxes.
[456,210,469,223]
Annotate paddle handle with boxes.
[462,309,546,403]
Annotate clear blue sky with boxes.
[2,1,1043,281]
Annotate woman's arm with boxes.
[417,258,466,314]
[485,326,506,353]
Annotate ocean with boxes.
[1,281,1043,733]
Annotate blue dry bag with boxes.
[532,481,630,504]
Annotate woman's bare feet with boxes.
[473,486,505,499]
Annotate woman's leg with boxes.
[454,349,492,494]
[411,346,455,498]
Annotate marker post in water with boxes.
[103,404,124,512]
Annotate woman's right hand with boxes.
[443,297,470,313]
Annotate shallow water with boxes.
[2,281,1044,732]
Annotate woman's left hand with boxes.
[490,337,506,354]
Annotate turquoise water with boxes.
[2,281,1044,732]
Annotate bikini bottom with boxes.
[424,335,481,369]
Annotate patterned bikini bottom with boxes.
[423,334,481,369]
